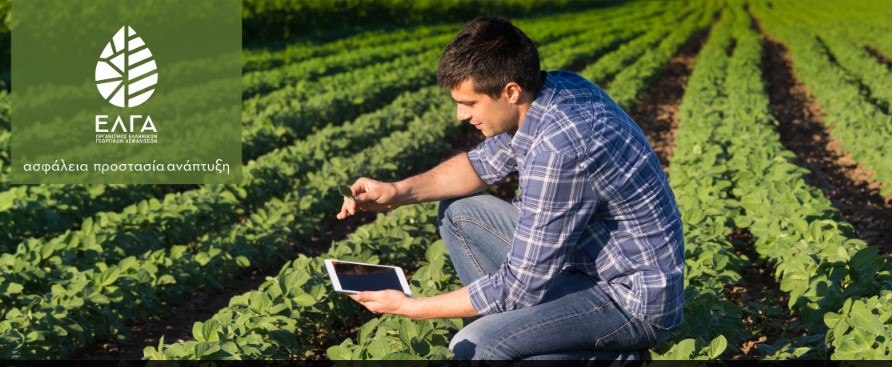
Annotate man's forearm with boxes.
[392,153,487,206]
[406,286,479,320]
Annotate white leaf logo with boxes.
[95,26,158,108]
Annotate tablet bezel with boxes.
[324,259,413,298]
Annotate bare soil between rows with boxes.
[760,32,892,259]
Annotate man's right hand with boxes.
[336,177,400,220]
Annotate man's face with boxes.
[451,78,520,138]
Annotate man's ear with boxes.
[503,82,523,104]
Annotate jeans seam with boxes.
[449,219,486,278]
[637,319,656,348]
[594,319,634,349]
[452,215,513,247]
[484,298,615,359]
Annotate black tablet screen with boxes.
[333,261,403,292]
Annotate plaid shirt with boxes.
[466,71,685,330]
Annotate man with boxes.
[336,16,684,360]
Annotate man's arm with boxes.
[337,153,486,219]
[392,153,486,206]
[349,286,478,320]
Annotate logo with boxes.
[95,26,158,108]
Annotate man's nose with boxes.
[456,107,471,121]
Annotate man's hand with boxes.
[336,177,399,220]
[349,290,416,318]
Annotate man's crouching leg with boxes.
[448,271,657,360]
[437,192,518,285]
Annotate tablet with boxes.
[324,259,413,297]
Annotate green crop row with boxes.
[597,4,715,112]
[537,1,681,70]
[763,2,892,114]
[752,0,892,195]
[241,0,611,43]
[647,7,749,359]
[817,35,892,113]
[241,49,440,160]
[243,33,455,99]
[144,203,454,360]
[782,0,892,58]
[0,185,194,253]
[242,24,458,72]
[579,24,670,88]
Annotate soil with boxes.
[725,229,804,359]
[629,30,708,173]
[759,28,892,259]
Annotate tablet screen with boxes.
[331,261,405,293]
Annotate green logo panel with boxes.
[12,0,241,183]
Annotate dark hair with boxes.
[437,16,541,99]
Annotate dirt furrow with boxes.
[629,30,707,173]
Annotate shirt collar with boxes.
[511,71,557,154]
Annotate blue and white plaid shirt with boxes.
[466,71,685,330]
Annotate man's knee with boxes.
[449,324,484,360]
[449,321,519,360]
[437,192,493,226]
[437,197,457,228]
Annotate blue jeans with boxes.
[438,193,666,360]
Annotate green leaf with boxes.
[4,282,23,294]
[358,318,381,345]
[293,294,317,307]
[708,335,727,359]
[368,337,391,358]
[670,339,696,359]
[327,345,353,360]
[382,352,426,360]
[193,342,221,359]
[338,184,354,200]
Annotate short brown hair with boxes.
[437,16,541,99]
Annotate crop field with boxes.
[0,0,891,360]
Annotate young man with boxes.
[336,16,684,360]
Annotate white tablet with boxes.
[324,259,413,297]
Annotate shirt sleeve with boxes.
[466,133,516,184]
[467,148,600,315]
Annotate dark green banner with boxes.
[12,0,241,183]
